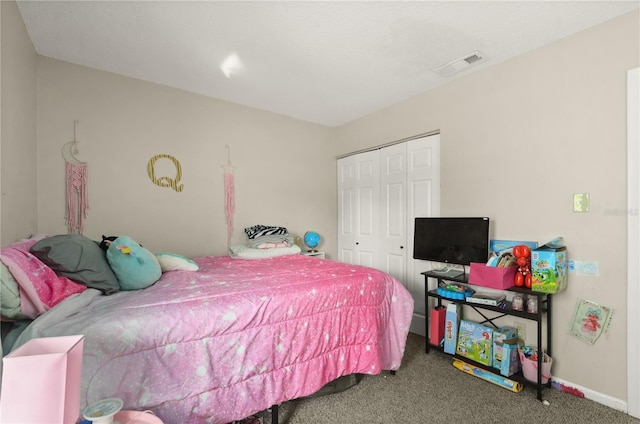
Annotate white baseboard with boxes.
[551,377,628,413]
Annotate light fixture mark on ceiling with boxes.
[221,53,244,78]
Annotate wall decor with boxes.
[62,121,89,234]
[147,154,184,192]
[222,145,236,247]
[569,298,614,345]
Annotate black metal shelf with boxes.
[422,271,553,401]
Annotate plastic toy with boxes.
[513,244,532,288]
[436,283,475,300]
[453,359,523,392]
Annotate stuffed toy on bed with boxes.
[106,236,162,290]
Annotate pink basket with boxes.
[469,263,517,290]
[519,350,552,384]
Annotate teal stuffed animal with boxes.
[106,235,161,290]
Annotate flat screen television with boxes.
[413,217,490,267]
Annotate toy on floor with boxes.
[453,359,523,392]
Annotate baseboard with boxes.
[551,377,628,413]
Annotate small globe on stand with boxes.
[303,231,320,252]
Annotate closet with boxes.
[337,133,440,335]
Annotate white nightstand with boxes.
[302,251,325,259]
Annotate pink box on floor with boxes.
[0,335,84,424]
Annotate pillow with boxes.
[106,236,161,290]
[30,234,120,294]
[155,253,199,272]
[229,244,301,259]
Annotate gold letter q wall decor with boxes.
[147,154,184,192]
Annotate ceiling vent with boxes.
[432,51,488,77]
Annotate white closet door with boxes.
[337,150,380,268]
[405,134,441,336]
[380,143,408,284]
[338,134,440,337]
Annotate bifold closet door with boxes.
[405,135,441,336]
[337,133,440,336]
[337,150,381,268]
[380,143,408,285]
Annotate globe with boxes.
[303,231,321,252]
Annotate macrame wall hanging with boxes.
[222,145,236,248]
[62,121,89,234]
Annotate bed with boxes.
[1,235,413,424]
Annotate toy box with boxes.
[489,240,538,254]
[456,320,493,366]
[499,341,521,377]
[492,326,519,369]
[531,238,568,294]
[443,303,461,354]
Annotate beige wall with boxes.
[335,10,639,404]
[0,0,38,246]
[35,58,336,258]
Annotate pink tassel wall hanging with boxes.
[222,145,236,247]
[62,121,89,234]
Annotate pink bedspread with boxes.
[12,255,413,423]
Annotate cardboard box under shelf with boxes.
[443,303,461,354]
[469,263,517,290]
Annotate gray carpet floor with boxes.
[271,332,639,424]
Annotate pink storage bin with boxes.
[0,335,84,424]
[469,263,517,290]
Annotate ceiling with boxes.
[16,1,640,127]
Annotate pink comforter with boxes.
[12,255,413,423]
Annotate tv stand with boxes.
[421,270,552,401]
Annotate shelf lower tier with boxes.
[426,341,550,401]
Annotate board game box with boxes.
[456,320,493,366]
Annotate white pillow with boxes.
[229,244,301,259]
[155,253,199,272]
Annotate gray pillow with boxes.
[30,234,119,294]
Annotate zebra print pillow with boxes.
[244,225,289,239]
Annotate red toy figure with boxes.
[513,245,532,288]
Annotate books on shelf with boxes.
[466,293,506,306]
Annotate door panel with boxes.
[406,135,441,336]
[381,143,407,282]
[337,151,380,266]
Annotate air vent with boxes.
[433,51,488,77]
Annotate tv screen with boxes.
[413,217,490,266]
